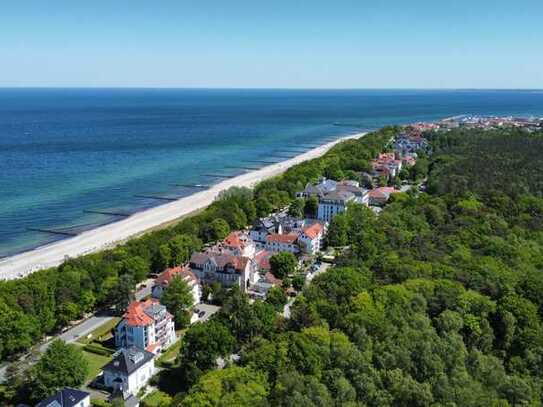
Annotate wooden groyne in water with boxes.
[134,195,179,201]
[27,227,78,237]
[83,209,131,217]
[203,174,235,179]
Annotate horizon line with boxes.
[0,86,542,92]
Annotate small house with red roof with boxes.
[222,231,256,258]
[297,222,326,255]
[152,265,201,306]
[114,298,176,354]
[368,187,401,206]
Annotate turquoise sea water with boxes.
[1,88,542,257]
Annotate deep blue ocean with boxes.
[1,88,542,257]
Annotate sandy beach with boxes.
[0,132,366,280]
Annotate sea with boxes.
[1,88,543,257]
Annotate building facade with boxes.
[298,222,326,255]
[189,251,258,290]
[115,299,176,354]
[103,347,155,397]
[317,191,356,223]
[152,265,201,306]
[265,233,300,254]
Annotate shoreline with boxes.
[0,132,366,280]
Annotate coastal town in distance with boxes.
[2,113,543,406]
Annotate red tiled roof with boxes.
[266,233,298,244]
[223,231,247,249]
[156,265,198,288]
[264,271,282,286]
[124,299,158,327]
[255,250,271,270]
[368,187,400,199]
[303,223,324,240]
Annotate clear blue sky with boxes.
[1,0,542,88]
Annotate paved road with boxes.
[135,278,155,301]
[40,314,115,352]
[0,313,115,383]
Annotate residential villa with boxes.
[247,271,283,300]
[221,231,256,258]
[371,152,403,179]
[250,214,305,246]
[152,265,201,306]
[114,298,176,354]
[298,222,326,255]
[317,190,357,222]
[103,346,155,398]
[189,250,258,290]
[35,388,90,407]
[394,133,429,156]
[368,186,401,206]
[296,178,338,199]
[265,233,300,254]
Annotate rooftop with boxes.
[103,346,155,376]
[36,388,89,407]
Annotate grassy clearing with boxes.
[82,348,111,383]
[156,338,183,368]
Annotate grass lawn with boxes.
[156,337,183,367]
[77,317,121,345]
[81,348,112,383]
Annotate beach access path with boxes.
[0,132,366,280]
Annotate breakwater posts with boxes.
[134,195,179,201]
[83,209,131,217]
[274,149,307,153]
[27,227,78,237]
[225,166,262,171]
[202,174,236,179]
[171,184,210,189]
[246,160,281,164]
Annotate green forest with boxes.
[0,127,394,363]
[3,126,543,406]
[165,127,543,406]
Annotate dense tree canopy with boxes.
[161,276,195,328]
[169,127,543,406]
[28,340,88,403]
[269,252,298,280]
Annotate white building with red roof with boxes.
[265,233,300,254]
[189,250,258,291]
[114,298,176,354]
[298,222,326,255]
[222,231,256,258]
[152,265,201,306]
